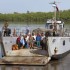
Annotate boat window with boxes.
[63,40,65,46]
[50,25,53,29]
[59,25,62,29]
[45,23,49,28]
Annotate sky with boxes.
[0,0,70,13]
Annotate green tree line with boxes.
[0,10,70,23]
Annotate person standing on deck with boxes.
[36,33,41,47]
[44,31,49,52]
[29,34,34,49]
[25,34,30,48]
[32,32,36,46]
[40,33,46,50]
[20,36,25,49]
[2,21,8,36]
[16,36,21,49]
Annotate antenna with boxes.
[49,1,60,21]
[49,1,60,5]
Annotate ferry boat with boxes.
[0,1,70,65]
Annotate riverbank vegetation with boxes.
[0,10,70,24]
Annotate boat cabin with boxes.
[45,19,64,30]
[45,19,64,36]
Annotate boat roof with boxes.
[46,19,62,24]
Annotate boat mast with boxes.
[50,1,57,21]
[50,1,60,20]
[53,3,56,22]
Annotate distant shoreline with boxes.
[0,10,70,23]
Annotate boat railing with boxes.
[2,28,31,37]
[63,28,70,37]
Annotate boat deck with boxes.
[0,49,51,66]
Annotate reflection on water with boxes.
[0,65,46,70]
[48,53,70,70]
[0,53,70,70]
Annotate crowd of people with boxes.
[16,31,48,50]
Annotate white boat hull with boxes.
[1,36,70,60]
[48,37,70,59]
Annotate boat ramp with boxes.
[0,49,51,66]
